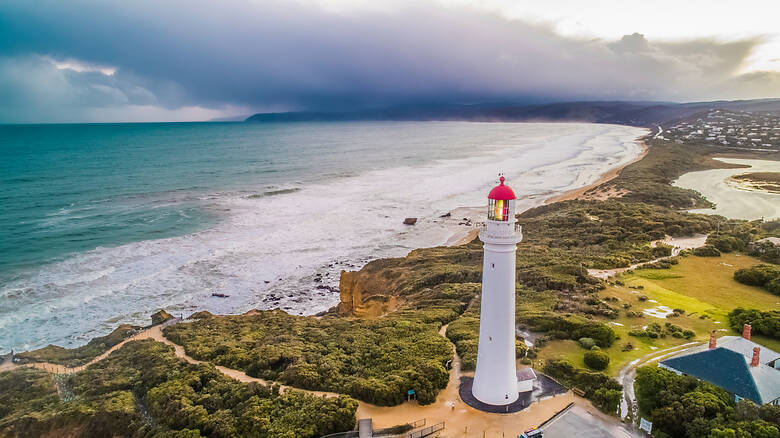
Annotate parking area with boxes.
[542,405,641,438]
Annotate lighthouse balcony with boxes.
[478,221,522,244]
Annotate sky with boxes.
[1,0,779,123]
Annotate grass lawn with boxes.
[535,253,780,376]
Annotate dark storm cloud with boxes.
[0,0,778,122]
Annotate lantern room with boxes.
[487,175,516,222]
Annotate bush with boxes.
[519,313,617,347]
[542,359,621,415]
[578,337,597,350]
[693,245,721,257]
[729,308,780,340]
[591,388,622,414]
[15,324,140,367]
[583,350,610,371]
[734,264,780,295]
[0,340,358,438]
[167,309,453,406]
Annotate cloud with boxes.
[0,0,778,122]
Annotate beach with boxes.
[545,138,649,204]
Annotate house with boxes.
[659,325,780,405]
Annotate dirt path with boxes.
[588,234,708,279]
[3,317,630,436]
[354,324,593,437]
[0,321,342,399]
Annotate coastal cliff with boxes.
[337,269,401,317]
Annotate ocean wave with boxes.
[0,123,647,351]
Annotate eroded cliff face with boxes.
[337,269,400,317]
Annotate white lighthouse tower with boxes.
[472,174,523,405]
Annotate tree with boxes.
[583,350,610,371]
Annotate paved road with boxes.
[543,405,641,438]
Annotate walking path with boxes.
[588,234,708,279]
[1,318,630,437]
[617,341,701,421]
[0,320,342,399]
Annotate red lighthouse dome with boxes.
[488,176,516,200]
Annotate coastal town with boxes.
[660,109,780,151]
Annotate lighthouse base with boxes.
[458,377,529,413]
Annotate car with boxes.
[519,427,543,438]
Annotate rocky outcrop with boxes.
[337,269,400,317]
[151,309,174,325]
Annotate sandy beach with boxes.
[545,138,649,204]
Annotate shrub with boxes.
[518,313,617,347]
[729,308,780,340]
[584,350,610,371]
[591,388,622,414]
[578,337,597,350]
[693,245,721,257]
[542,359,621,415]
[734,264,780,295]
[0,340,358,438]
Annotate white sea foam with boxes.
[0,123,647,350]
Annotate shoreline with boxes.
[443,134,649,247]
[544,137,649,204]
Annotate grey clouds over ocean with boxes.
[0,0,778,122]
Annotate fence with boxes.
[407,422,444,438]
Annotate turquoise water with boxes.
[0,121,646,351]
[0,121,474,282]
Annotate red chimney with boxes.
[751,347,761,367]
[743,324,752,340]
[709,330,717,349]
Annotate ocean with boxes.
[0,121,646,352]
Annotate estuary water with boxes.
[0,121,646,351]
[674,157,780,220]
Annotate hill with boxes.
[245,98,780,126]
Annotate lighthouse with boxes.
[472,174,522,405]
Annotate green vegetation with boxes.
[517,313,616,347]
[15,324,139,367]
[635,366,780,438]
[542,359,622,414]
[0,340,357,438]
[583,350,609,371]
[693,245,721,257]
[165,282,481,406]
[629,322,695,340]
[734,264,780,295]
[729,309,780,340]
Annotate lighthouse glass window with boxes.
[488,199,510,221]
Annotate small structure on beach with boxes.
[471,174,524,406]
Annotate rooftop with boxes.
[660,347,780,404]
